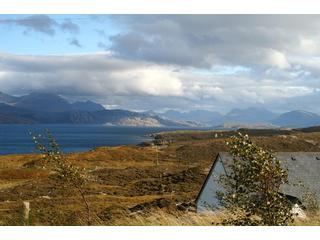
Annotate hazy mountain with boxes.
[2,92,320,128]
[0,101,197,127]
[15,92,73,112]
[1,92,105,113]
[71,100,105,112]
[0,103,37,123]
[223,107,278,124]
[0,92,19,104]
[91,110,198,127]
[161,108,278,126]
[143,110,158,116]
[162,110,187,120]
[108,116,199,127]
[271,110,320,128]
[162,110,223,125]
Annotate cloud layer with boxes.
[1,15,320,113]
[0,51,318,112]
[109,15,320,69]
[0,15,79,35]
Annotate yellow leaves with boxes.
[31,130,87,189]
[221,133,292,225]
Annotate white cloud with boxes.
[0,53,183,99]
[264,49,291,69]
[299,37,319,54]
[109,67,183,96]
[2,15,320,112]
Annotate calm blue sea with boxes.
[0,124,207,155]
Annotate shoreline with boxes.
[0,125,313,156]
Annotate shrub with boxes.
[30,130,92,225]
[217,132,293,226]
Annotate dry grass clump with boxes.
[107,205,320,226]
[114,210,320,226]
[111,210,227,226]
[4,209,320,226]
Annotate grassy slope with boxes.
[0,128,320,225]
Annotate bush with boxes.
[30,130,92,225]
[217,132,293,226]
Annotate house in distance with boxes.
[196,152,320,213]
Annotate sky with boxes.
[0,14,320,113]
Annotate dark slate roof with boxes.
[216,152,320,203]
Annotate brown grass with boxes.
[0,169,49,180]
[115,210,320,226]
[112,210,221,226]
[111,210,320,226]
[0,129,320,225]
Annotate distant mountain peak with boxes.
[162,109,223,125]
[17,92,71,112]
[289,110,318,116]
[72,100,105,111]
[1,91,320,128]
[224,107,277,124]
[271,110,320,128]
[0,91,106,113]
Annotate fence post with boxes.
[23,201,30,225]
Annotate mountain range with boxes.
[159,108,320,128]
[0,92,198,127]
[1,91,320,128]
[11,92,105,112]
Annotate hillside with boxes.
[223,107,277,124]
[0,93,196,127]
[161,108,320,128]
[0,127,319,225]
[5,92,106,113]
[161,110,223,125]
[272,110,320,128]
[2,92,320,128]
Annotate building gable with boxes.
[196,152,320,213]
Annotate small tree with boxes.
[217,132,293,226]
[31,130,92,225]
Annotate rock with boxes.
[304,139,318,146]
[155,198,170,208]
[176,201,196,212]
[137,141,154,147]
[129,204,146,212]
[40,195,51,199]
[98,208,113,221]
[22,159,45,169]
[129,198,171,212]
[291,203,307,219]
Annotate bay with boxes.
[0,124,206,155]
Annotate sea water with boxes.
[0,124,206,155]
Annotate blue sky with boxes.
[0,15,320,113]
[0,15,122,54]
